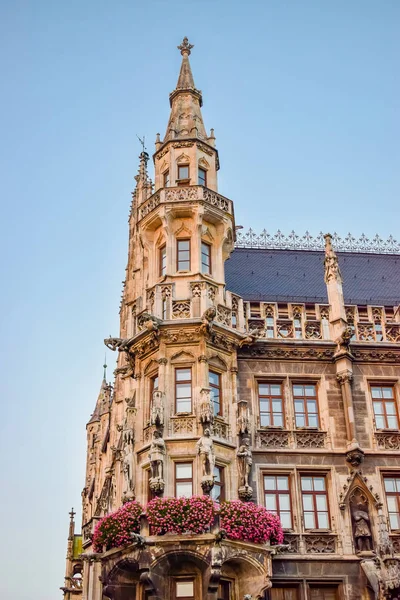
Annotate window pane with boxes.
[209,371,219,386]
[176,369,191,381]
[308,415,319,427]
[178,239,190,251]
[316,495,328,511]
[387,497,397,511]
[178,166,189,179]
[259,384,270,395]
[280,512,292,529]
[176,383,191,398]
[386,402,396,415]
[371,387,382,398]
[293,385,304,396]
[383,387,394,399]
[270,384,281,396]
[385,478,396,492]
[264,476,276,490]
[301,477,313,491]
[302,495,314,510]
[176,463,192,479]
[373,401,384,415]
[274,415,283,426]
[317,512,329,528]
[260,400,271,411]
[314,477,326,491]
[176,481,193,497]
[176,581,194,597]
[305,385,316,396]
[273,400,282,412]
[307,400,317,413]
[375,416,385,429]
[396,479,400,492]
[304,512,315,529]
[177,399,191,413]
[389,514,400,530]
[213,466,221,483]
[279,494,291,510]
[295,415,305,427]
[265,494,277,511]
[198,168,206,185]
[294,400,304,413]
[277,476,289,490]
[387,416,399,429]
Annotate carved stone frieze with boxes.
[257,430,291,449]
[276,320,293,339]
[190,282,204,298]
[140,192,161,219]
[357,323,375,342]
[207,284,217,302]
[304,534,336,554]
[162,327,200,344]
[391,536,400,554]
[196,142,213,156]
[386,324,400,343]
[172,141,194,149]
[294,430,326,448]
[352,349,400,364]
[375,432,400,450]
[238,344,335,361]
[305,321,322,340]
[203,188,230,212]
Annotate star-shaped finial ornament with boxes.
[178,37,194,56]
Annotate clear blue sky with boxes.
[0,1,398,598]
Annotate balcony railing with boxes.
[139,185,233,220]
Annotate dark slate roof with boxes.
[224,248,400,306]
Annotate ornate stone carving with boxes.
[143,424,157,443]
[172,300,191,319]
[149,430,166,495]
[162,327,199,344]
[352,349,400,364]
[257,430,291,449]
[235,229,400,254]
[150,390,164,427]
[237,400,250,435]
[324,233,342,283]
[357,323,375,342]
[375,432,400,450]
[334,327,353,355]
[137,312,162,332]
[276,320,293,339]
[196,429,215,494]
[140,192,161,219]
[216,304,231,327]
[160,284,172,299]
[304,534,336,554]
[200,306,216,336]
[391,536,400,554]
[172,141,194,149]
[200,388,214,425]
[190,282,204,297]
[237,437,253,501]
[196,141,213,156]
[346,446,365,467]
[122,397,136,502]
[203,188,230,212]
[275,534,300,554]
[386,324,400,343]
[212,419,231,441]
[238,344,335,361]
[207,284,217,302]
[337,370,353,385]
[305,321,322,339]
[294,430,326,448]
[169,416,196,436]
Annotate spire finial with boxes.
[69,507,75,521]
[178,37,194,56]
[103,354,107,381]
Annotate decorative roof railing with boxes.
[235,229,400,254]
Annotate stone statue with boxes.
[150,390,164,427]
[200,306,216,335]
[139,312,162,333]
[122,444,135,501]
[335,326,353,355]
[352,503,372,552]
[324,233,342,284]
[237,437,253,501]
[200,388,214,425]
[149,430,166,494]
[196,429,215,478]
[237,400,250,435]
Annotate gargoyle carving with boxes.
[335,326,353,355]
[200,306,216,335]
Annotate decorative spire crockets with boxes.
[164,37,207,142]
[324,233,342,284]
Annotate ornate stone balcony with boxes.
[138,185,233,220]
[275,532,337,555]
[168,415,197,437]
[82,517,99,548]
[256,429,327,450]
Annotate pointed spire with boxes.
[324,233,342,284]
[103,354,107,382]
[164,37,207,142]
[88,364,112,424]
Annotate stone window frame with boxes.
[174,367,193,415]
[258,380,285,428]
[298,471,332,532]
[177,163,190,185]
[291,381,321,430]
[263,472,294,531]
[382,471,400,532]
[176,238,191,272]
[209,369,222,417]
[369,381,400,431]
[201,240,212,275]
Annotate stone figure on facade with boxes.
[149,430,166,495]
[237,400,250,435]
[150,390,164,427]
[200,306,216,336]
[122,444,135,502]
[324,233,342,284]
[196,429,215,494]
[335,326,353,356]
[200,388,214,425]
[237,437,253,501]
[351,500,373,553]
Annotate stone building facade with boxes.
[62,39,400,600]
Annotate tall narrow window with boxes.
[160,245,166,277]
[294,317,302,339]
[175,463,193,497]
[163,170,170,188]
[231,312,237,328]
[264,474,292,529]
[371,385,398,430]
[198,167,207,186]
[177,239,191,271]
[150,373,159,395]
[384,476,400,530]
[162,298,167,320]
[217,580,231,600]
[266,314,275,338]
[293,383,319,428]
[201,242,211,274]
[177,164,189,183]
[209,370,222,416]
[212,466,225,503]
[258,383,284,427]
[175,368,192,413]
[175,579,194,599]
[301,475,329,529]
